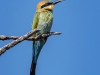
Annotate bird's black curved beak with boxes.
[41,0,64,8]
[53,0,64,5]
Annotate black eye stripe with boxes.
[45,4,48,6]
[41,2,53,8]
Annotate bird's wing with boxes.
[32,12,40,37]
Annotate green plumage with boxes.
[30,10,53,75]
[32,10,53,63]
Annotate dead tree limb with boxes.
[0,32,61,41]
[0,29,40,56]
[0,31,61,56]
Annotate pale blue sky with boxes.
[0,0,100,75]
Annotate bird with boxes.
[30,0,63,75]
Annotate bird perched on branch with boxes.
[30,0,63,75]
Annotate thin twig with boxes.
[0,29,40,56]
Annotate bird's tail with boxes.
[30,56,36,75]
[30,40,46,75]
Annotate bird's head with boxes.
[36,0,63,11]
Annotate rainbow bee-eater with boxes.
[30,0,63,75]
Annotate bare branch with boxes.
[0,29,40,55]
[0,32,61,41]
[0,31,61,56]
[35,32,61,40]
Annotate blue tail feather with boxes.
[33,41,45,63]
[30,41,45,75]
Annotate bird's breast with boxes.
[37,11,53,34]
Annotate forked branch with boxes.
[0,29,40,55]
[0,32,61,41]
[0,29,61,56]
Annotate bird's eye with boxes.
[41,2,53,8]
[41,5,46,8]
[45,4,48,6]
[44,4,48,7]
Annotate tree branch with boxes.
[0,32,61,41]
[0,29,40,55]
[0,30,61,56]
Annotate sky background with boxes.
[0,0,100,75]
